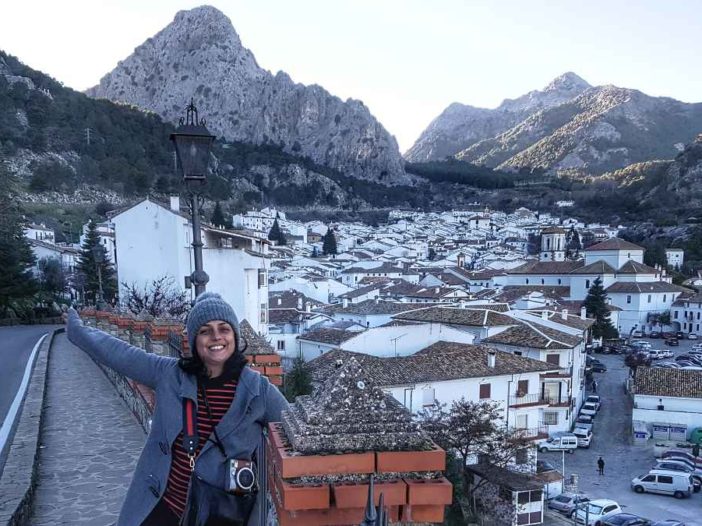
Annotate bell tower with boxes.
[540,227,566,262]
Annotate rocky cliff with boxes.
[409,73,702,176]
[86,6,407,184]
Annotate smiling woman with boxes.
[66,291,289,526]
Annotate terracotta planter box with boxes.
[273,448,375,479]
[332,479,407,508]
[245,355,256,364]
[276,477,330,511]
[403,504,446,523]
[269,375,283,386]
[96,311,112,320]
[115,317,134,329]
[254,353,281,365]
[275,504,399,526]
[268,423,287,449]
[131,321,150,332]
[376,445,445,473]
[405,477,452,505]
[264,365,283,376]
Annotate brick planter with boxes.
[332,479,407,508]
[253,353,281,365]
[403,504,446,523]
[405,477,453,505]
[276,477,330,511]
[376,444,445,473]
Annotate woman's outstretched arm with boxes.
[66,308,175,389]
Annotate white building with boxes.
[24,223,55,243]
[671,292,702,337]
[110,197,271,334]
[666,248,685,269]
[79,220,116,264]
[632,368,702,441]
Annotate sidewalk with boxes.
[29,333,146,525]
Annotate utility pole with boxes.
[84,127,92,146]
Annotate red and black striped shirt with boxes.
[162,377,237,518]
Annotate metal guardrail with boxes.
[513,425,549,440]
[508,393,548,406]
[540,367,572,377]
[545,395,571,407]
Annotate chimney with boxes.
[435,287,440,294]
[297,297,303,310]
[541,311,549,320]
[170,195,180,212]
[343,298,349,308]
[487,351,496,368]
[306,303,311,313]
[561,309,568,321]
[277,298,282,306]
[580,306,587,319]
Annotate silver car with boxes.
[547,493,590,517]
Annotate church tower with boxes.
[540,227,566,261]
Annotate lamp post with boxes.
[91,245,106,310]
[170,99,216,298]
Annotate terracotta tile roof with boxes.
[482,321,580,349]
[306,342,554,387]
[405,286,464,299]
[617,260,659,274]
[570,261,616,274]
[268,308,302,324]
[393,307,515,327]
[325,300,437,316]
[466,464,544,491]
[381,281,425,296]
[525,311,595,331]
[269,290,324,309]
[606,281,691,294]
[240,320,277,355]
[585,238,644,251]
[297,328,359,345]
[541,227,567,234]
[634,368,702,399]
[493,286,571,303]
[338,282,387,299]
[508,261,584,275]
[340,263,403,274]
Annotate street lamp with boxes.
[170,99,216,298]
[91,244,106,310]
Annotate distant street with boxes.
[0,325,56,469]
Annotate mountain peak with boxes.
[544,72,591,92]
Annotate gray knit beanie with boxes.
[186,292,241,353]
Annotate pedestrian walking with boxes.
[66,292,289,526]
[592,379,598,393]
[597,456,605,475]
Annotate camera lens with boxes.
[237,467,255,490]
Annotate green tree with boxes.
[322,227,337,255]
[283,357,313,402]
[210,201,230,229]
[644,242,668,268]
[583,277,618,339]
[0,165,38,314]
[38,257,67,300]
[77,220,117,305]
[267,218,287,246]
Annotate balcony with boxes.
[546,395,571,408]
[508,393,549,408]
[540,367,572,379]
[512,425,549,441]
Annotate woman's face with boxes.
[195,320,236,376]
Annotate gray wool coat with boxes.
[66,309,289,526]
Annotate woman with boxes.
[66,292,289,526]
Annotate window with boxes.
[546,354,560,366]
[517,380,529,395]
[403,388,413,409]
[627,295,632,304]
[658,475,673,484]
[525,278,529,284]
[258,269,267,289]
[674,311,679,319]
[543,411,559,425]
[479,383,491,399]
[276,340,285,351]
[541,278,545,285]
[663,294,667,303]
[642,475,655,482]
[513,351,523,356]
[557,278,562,285]
[260,304,268,324]
[648,295,652,303]
[422,388,435,407]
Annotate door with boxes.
[656,475,674,495]
[516,414,528,430]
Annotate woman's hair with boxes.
[178,329,249,380]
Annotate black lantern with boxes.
[170,99,216,182]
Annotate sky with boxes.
[2,0,702,152]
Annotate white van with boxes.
[573,428,592,448]
[631,471,693,498]
[539,433,578,453]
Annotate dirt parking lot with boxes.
[539,339,702,525]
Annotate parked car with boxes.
[661,450,702,465]
[665,338,680,346]
[573,427,593,448]
[652,521,687,526]
[539,433,578,453]
[654,460,702,479]
[580,402,599,417]
[688,333,698,340]
[676,354,702,365]
[631,340,651,350]
[537,459,558,473]
[652,362,682,369]
[585,395,601,410]
[547,493,590,517]
[632,330,643,337]
[692,343,702,351]
[632,471,694,498]
[574,499,622,525]
[599,513,652,526]
[591,362,607,373]
[662,332,674,339]
[676,331,685,339]
[649,331,661,339]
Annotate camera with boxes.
[227,459,257,494]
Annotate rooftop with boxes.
[393,307,515,327]
[584,238,644,251]
[634,368,702,399]
[482,321,581,349]
[297,327,359,345]
[605,282,691,294]
[508,261,584,275]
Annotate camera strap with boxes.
[181,383,230,473]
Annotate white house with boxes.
[666,248,685,269]
[28,239,79,274]
[269,276,352,304]
[671,292,702,337]
[24,223,55,243]
[632,368,702,441]
[80,220,116,264]
[110,197,270,334]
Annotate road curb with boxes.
[0,328,62,526]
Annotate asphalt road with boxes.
[0,325,57,467]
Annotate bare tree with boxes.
[121,276,190,319]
